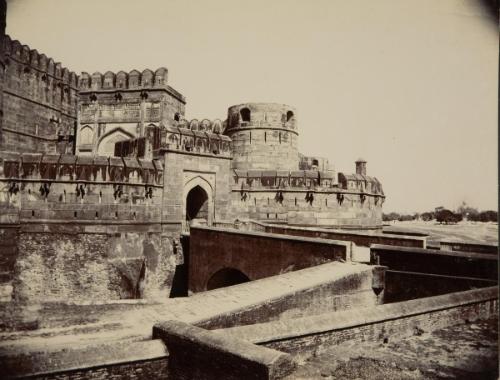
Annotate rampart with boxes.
[2,36,78,154]
[229,168,384,228]
[0,151,163,224]
[0,152,181,303]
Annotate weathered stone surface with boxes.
[153,320,296,380]
[11,231,176,302]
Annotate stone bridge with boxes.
[187,226,352,294]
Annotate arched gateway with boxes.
[186,185,209,223]
[183,176,214,230]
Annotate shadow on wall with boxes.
[169,235,190,297]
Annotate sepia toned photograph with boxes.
[0,0,498,379]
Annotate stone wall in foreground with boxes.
[11,228,179,303]
[218,286,498,359]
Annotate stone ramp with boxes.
[0,261,376,355]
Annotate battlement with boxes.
[338,172,384,195]
[225,103,298,133]
[232,169,385,196]
[161,124,232,158]
[4,35,78,89]
[0,151,163,186]
[0,151,164,225]
[78,68,169,92]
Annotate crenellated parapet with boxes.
[1,35,78,154]
[338,172,384,195]
[4,35,78,100]
[78,67,170,92]
[4,36,77,87]
[232,169,384,198]
[175,118,224,134]
[160,122,232,158]
[0,151,163,186]
[0,151,164,224]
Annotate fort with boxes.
[0,2,384,303]
[0,1,497,379]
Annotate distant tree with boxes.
[456,201,479,220]
[397,214,415,222]
[383,212,400,222]
[469,210,498,223]
[436,209,462,224]
[420,212,435,221]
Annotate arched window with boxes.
[286,110,294,122]
[174,112,180,122]
[240,107,251,122]
[80,126,94,145]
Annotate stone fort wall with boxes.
[0,0,386,304]
[1,36,78,154]
[228,169,384,228]
[0,151,181,302]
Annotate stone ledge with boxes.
[371,244,497,260]
[153,320,295,380]
[217,286,498,344]
[0,339,167,379]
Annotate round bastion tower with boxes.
[224,103,299,171]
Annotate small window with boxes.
[174,113,180,122]
[240,107,251,122]
[286,111,294,122]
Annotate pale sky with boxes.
[6,0,498,213]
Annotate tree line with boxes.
[383,202,498,224]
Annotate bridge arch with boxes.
[206,267,250,291]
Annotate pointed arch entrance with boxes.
[183,176,214,229]
[186,186,209,223]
